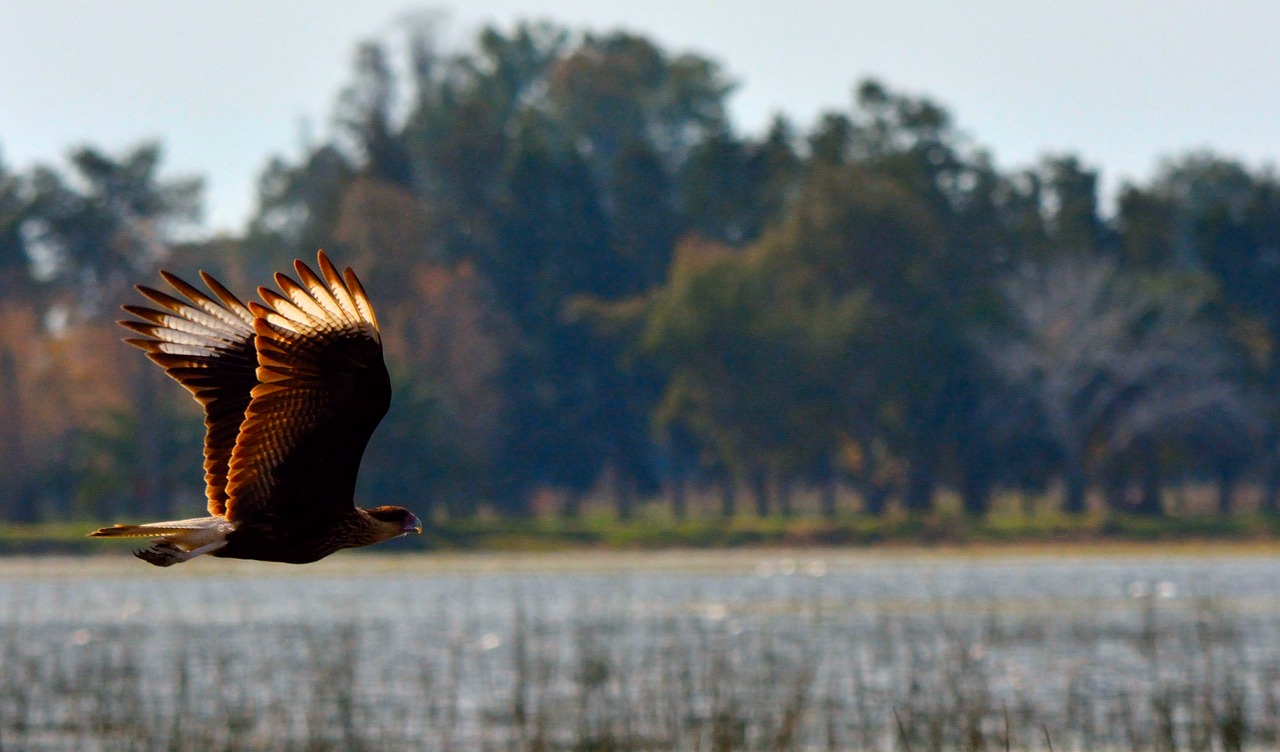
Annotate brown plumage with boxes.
[89,251,421,566]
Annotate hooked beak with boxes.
[404,514,423,535]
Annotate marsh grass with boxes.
[19,510,1280,557]
[1,558,1279,751]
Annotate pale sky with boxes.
[3,1,1278,235]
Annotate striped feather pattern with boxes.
[118,269,258,516]
[221,252,390,525]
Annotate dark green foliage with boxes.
[337,42,414,188]
[3,20,1280,527]
[242,144,356,278]
[680,117,801,245]
[0,154,29,292]
[359,371,471,522]
[24,142,202,297]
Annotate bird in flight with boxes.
[90,251,421,566]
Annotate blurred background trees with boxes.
[2,19,1279,524]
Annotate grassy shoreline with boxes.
[13,510,1280,557]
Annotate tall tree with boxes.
[638,239,873,516]
[242,144,355,281]
[25,142,201,310]
[486,125,614,514]
[680,117,801,246]
[759,156,963,512]
[403,21,569,225]
[336,41,414,188]
[978,257,1252,514]
[0,151,28,295]
[24,143,204,518]
[546,31,731,168]
[0,152,34,520]
[1118,155,1280,509]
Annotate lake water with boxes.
[3,548,1280,750]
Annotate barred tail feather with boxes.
[88,518,233,567]
[89,524,172,538]
[89,518,221,538]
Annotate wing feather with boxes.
[318,254,365,327]
[295,258,354,327]
[343,268,380,334]
[118,271,259,516]
[222,251,390,526]
[160,271,255,329]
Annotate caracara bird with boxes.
[89,251,421,566]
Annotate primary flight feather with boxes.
[90,251,422,566]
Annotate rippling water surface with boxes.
[4,549,1280,750]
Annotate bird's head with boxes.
[365,506,423,540]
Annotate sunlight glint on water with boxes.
[1,551,1279,750]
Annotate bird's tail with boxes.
[89,517,232,567]
[89,523,187,538]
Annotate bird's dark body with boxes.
[88,251,421,566]
[215,517,357,564]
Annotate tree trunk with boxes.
[669,471,688,520]
[560,488,583,518]
[863,481,890,516]
[819,457,839,519]
[491,477,534,518]
[1263,454,1280,516]
[776,475,793,517]
[750,470,770,517]
[902,457,935,514]
[1101,465,1125,512]
[614,473,634,521]
[445,489,472,520]
[1062,458,1088,515]
[1131,447,1163,516]
[960,472,991,517]
[718,471,736,519]
[1216,462,1237,517]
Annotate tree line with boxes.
[2,19,1279,524]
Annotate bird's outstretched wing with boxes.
[118,271,259,516]
[222,251,390,526]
